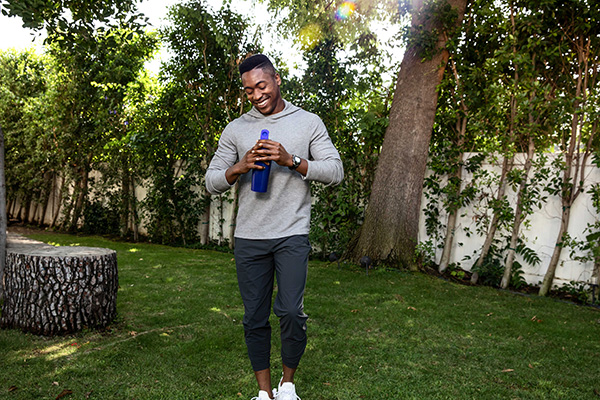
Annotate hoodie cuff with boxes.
[303,160,317,181]
[302,159,343,186]
[211,170,235,194]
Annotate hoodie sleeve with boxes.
[205,127,238,195]
[304,117,344,186]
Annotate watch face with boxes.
[291,155,301,169]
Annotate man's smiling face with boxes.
[241,67,285,116]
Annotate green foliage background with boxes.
[0,0,396,256]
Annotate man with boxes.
[205,54,343,400]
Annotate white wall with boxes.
[208,190,236,245]
[418,153,600,287]
[9,152,599,288]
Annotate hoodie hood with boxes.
[244,100,301,121]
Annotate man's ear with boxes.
[275,73,282,86]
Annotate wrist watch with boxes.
[289,154,302,170]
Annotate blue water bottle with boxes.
[251,129,271,193]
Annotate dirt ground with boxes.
[6,224,54,236]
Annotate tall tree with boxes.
[498,1,556,289]
[40,25,156,232]
[539,0,600,296]
[292,37,390,258]
[348,0,467,268]
[0,49,50,225]
[132,0,258,245]
[1,0,150,231]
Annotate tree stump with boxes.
[1,234,118,335]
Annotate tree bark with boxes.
[439,93,467,273]
[539,206,571,296]
[501,137,535,289]
[470,155,513,284]
[348,0,468,268]
[60,178,75,230]
[540,39,596,295]
[1,234,118,335]
[439,204,458,272]
[438,150,465,273]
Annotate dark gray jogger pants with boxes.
[234,234,311,372]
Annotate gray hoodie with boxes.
[205,100,344,240]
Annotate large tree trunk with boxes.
[1,234,118,335]
[348,0,467,268]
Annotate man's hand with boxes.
[225,139,307,185]
[252,139,294,167]
[254,139,308,176]
[225,141,271,184]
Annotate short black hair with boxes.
[239,54,276,77]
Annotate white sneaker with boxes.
[251,390,272,400]
[275,379,301,400]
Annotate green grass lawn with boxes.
[1,232,599,399]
